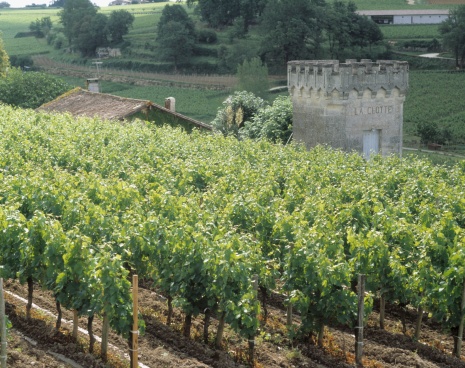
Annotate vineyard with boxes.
[1,105,465,367]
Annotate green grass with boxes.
[381,24,440,40]
[0,8,60,54]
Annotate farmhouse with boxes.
[288,59,409,159]
[357,9,449,24]
[36,87,212,132]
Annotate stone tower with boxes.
[288,59,409,158]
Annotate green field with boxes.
[381,24,440,40]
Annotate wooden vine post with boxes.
[355,274,366,367]
[0,278,6,368]
[132,275,139,368]
[248,274,259,367]
[72,310,79,339]
[456,281,465,358]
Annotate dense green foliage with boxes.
[241,95,293,144]
[1,105,465,350]
[58,0,134,56]
[236,57,269,99]
[259,0,325,65]
[212,92,292,144]
[0,36,9,77]
[156,5,197,68]
[29,17,52,38]
[0,69,71,109]
[107,10,135,44]
[404,71,465,145]
[439,5,465,69]
[211,91,267,136]
[59,0,98,45]
[188,0,267,29]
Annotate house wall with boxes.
[288,59,409,158]
[129,107,212,132]
[393,14,448,24]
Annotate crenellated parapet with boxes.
[288,59,409,98]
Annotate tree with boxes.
[211,91,267,137]
[59,0,98,45]
[157,4,196,38]
[157,5,197,69]
[236,57,269,99]
[0,34,9,77]
[74,13,108,56]
[260,0,325,66]
[240,95,293,144]
[29,17,53,38]
[0,2,9,8]
[439,5,465,69]
[107,10,134,44]
[355,15,384,51]
[324,1,351,59]
[157,21,196,69]
[323,1,383,59]
[0,69,70,109]
[188,0,267,29]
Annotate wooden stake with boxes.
[132,275,139,368]
[249,274,259,367]
[215,311,226,348]
[101,312,109,361]
[355,274,365,367]
[456,281,465,358]
[0,278,7,368]
[72,310,79,339]
[379,292,385,330]
[414,305,423,341]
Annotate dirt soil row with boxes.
[3,279,465,368]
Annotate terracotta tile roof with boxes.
[37,87,212,130]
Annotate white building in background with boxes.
[357,10,449,25]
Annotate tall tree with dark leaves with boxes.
[157,5,197,70]
[75,13,108,56]
[107,10,134,44]
[188,0,267,29]
[439,5,465,69]
[260,0,325,66]
[59,0,98,45]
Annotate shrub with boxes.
[236,57,269,99]
[197,29,217,44]
[0,68,71,109]
[240,96,293,144]
[211,91,266,137]
[9,55,33,69]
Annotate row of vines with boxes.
[404,71,465,144]
[1,105,465,364]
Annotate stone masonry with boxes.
[288,59,409,158]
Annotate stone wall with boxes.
[288,59,409,158]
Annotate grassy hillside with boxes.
[0,1,455,73]
[0,1,464,152]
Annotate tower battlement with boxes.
[288,59,409,97]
